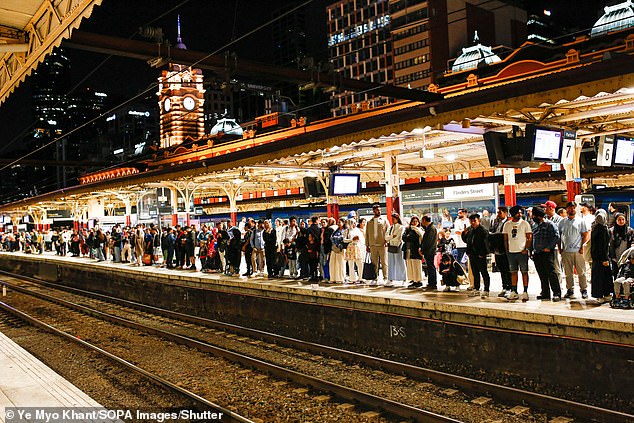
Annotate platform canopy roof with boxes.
[0,0,102,106]
[2,28,634,218]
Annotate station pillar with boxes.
[170,189,179,226]
[384,153,401,218]
[327,196,339,220]
[124,198,132,227]
[563,142,582,202]
[503,168,517,207]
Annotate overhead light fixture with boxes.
[445,153,457,162]
[232,178,244,185]
[421,149,435,159]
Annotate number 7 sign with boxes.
[560,138,576,165]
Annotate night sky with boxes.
[0,0,617,156]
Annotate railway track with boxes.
[0,275,458,423]
[0,300,253,423]
[1,270,632,423]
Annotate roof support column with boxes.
[503,168,517,207]
[384,152,401,218]
[220,182,244,227]
[564,141,583,201]
[170,189,179,226]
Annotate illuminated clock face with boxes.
[163,98,171,112]
[183,96,196,111]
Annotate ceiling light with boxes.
[445,153,457,162]
[232,178,244,185]
[421,149,435,159]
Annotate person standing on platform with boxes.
[503,206,533,301]
[241,222,254,277]
[543,201,563,281]
[385,213,406,286]
[559,201,589,299]
[531,207,561,301]
[366,204,389,284]
[318,217,330,280]
[609,213,634,278]
[420,216,438,291]
[480,210,492,232]
[453,209,469,264]
[165,227,176,269]
[462,214,490,298]
[343,219,364,283]
[263,220,278,277]
[490,206,512,297]
[228,226,243,276]
[307,216,322,279]
[590,210,613,303]
[250,220,265,276]
[329,218,347,284]
[134,225,144,266]
[322,218,337,281]
[580,203,595,229]
[403,215,424,288]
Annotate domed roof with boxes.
[591,0,634,37]
[451,32,501,73]
[210,118,243,136]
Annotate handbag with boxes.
[142,253,152,265]
[388,244,400,254]
[362,253,377,280]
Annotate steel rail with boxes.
[0,300,254,423]
[1,278,460,423]
[3,272,633,423]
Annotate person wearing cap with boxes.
[366,204,390,284]
[503,205,533,301]
[531,206,561,301]
[462,213,490,298]
[580,202,595,229]
[558,201,589,299]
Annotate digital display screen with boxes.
[614,137,634,166]
[331,174,360,196]
[532,128,563,161]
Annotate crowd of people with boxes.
[1,201,632,308]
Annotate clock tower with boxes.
[158,16,205,149]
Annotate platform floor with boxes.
[0,331,103,423]
[1,250,633,342]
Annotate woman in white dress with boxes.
[329,218,347,283]
[385,213,407,286]
[344,219,365,283]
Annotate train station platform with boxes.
[0,330,103,422]
[1,250,633,403]
[0,250,631,345]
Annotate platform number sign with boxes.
[560,130,577,165]
[596,134,615,166]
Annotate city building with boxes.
[326,0,527,115]
[327,0,392,116]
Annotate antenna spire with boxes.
[175,14,187,49]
